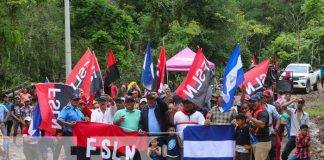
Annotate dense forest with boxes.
[0,0,323,91]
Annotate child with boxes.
[164,126,182,160]
[294,124,311,160]
[235,113,251,160]
[147,137,162,160]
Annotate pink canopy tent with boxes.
[166,47,215,72]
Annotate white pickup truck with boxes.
[281,63,320,93]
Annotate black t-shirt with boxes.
[235,125,250,145]
[11,104,22,118]
[255,109,270,142]
[165,135,180,157]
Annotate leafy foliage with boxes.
[0,0,323,91]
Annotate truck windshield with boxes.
[285,66,307,73]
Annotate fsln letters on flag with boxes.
[241,58,270,95]
[36,83,75,134]
[175,48,213,107]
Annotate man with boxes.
[11,96,22,143]
[281,98,309,160]
[246,94,271,160]
[115,97,125,110]
[20,98,33,126]
[91,95,117,124]
[205,94,237,125]
[262,90,281,160]
[57,93,89,159]
[174,99,205,140]
[114,96,141,132]
[2,95,13,136]
[139,92,168,134]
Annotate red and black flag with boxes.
[241,58,270,95]
[104,49,120,94]
[175,48,213,107]
[157,43,167,93]
[72,122,148,159]
[36,83,75,134]
[66,49,103,98]
[274,53,279,72]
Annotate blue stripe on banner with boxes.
[184,157,233,160]
[184,125,235,141]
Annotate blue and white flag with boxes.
[141,41,155,91]
[222,44,244,112]
[183,125,235,160]
[28,77,49,137]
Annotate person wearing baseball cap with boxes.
[113,96,141,132]
[57,92,89,159]
[174,98,205,140]
[246,93,271,160]
[139,92,169,135]
[261,90,281,160]
[91,95,116,124]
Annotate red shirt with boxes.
[22,127,29,136]
[295,133,311,159]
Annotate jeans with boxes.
[281,136,296,160]
[286,118,291,138]
[13,119,22,143]
[5,120,13,136]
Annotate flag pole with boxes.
[65,0,72,78]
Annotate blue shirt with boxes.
[2,102,12,121]
[0,104,9,122]
[57,105,83,132]
[148,105,161,133]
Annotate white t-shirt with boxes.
[174,111,205,140]
[91,105,116,124]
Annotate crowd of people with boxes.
[0,81,312,160]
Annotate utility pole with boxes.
[65,0,72,78]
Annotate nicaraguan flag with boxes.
[141,41,155,91]
[222,44,244,112]
[28,77,49,137]
[183,125,235,160]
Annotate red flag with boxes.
[104,49,121,95]
[241,58,270,95]
[274,54,279,71]
[251,53,257,65]
[157,44,167,93]
[36,83,74,134]
[66,49,103,98]
[175,48,213,106]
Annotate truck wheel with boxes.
[305,82,310,93]
[313,80,318,91]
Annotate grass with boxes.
[304,107,324,116]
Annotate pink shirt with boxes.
[20,93,31,103]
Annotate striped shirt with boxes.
[174,111,205,140]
